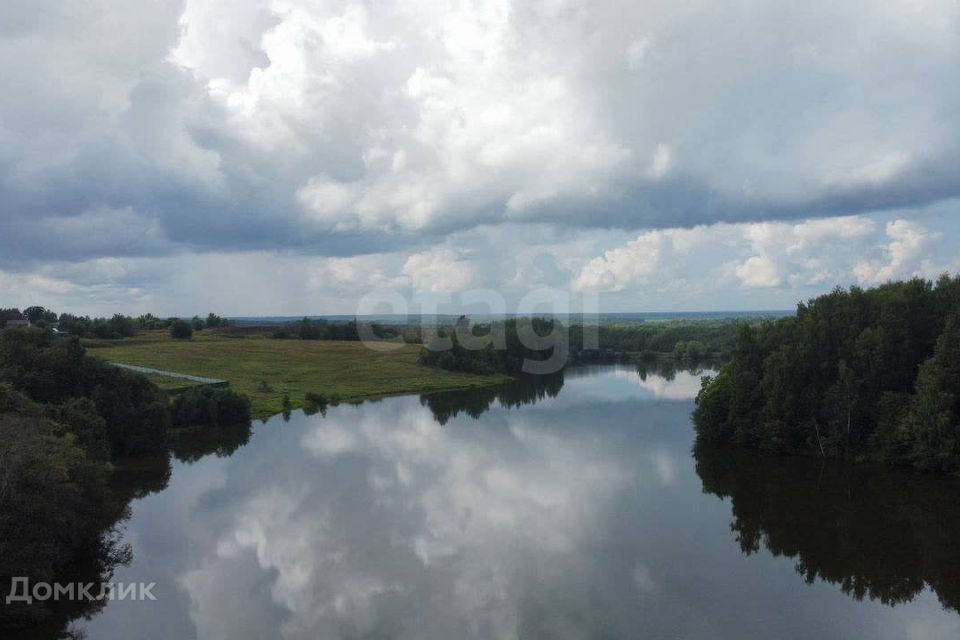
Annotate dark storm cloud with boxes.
[1,0,959,268]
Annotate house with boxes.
[2,314,31,332]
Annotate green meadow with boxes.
[85,332,508,418]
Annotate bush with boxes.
[169,320,193,340]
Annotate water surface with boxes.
[79,365,960,639]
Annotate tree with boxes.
[23,306,51,324]
[900,318,960,472]
[170,319,193,340]
[298,317,322,340]
[693,275,960,472]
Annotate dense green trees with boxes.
[899,318,960,471]
[205,313,228,329]
[0,384,127,630]
[55,313,138,339]
[274,318,379,341]
[0,327,251,632]
[171,387,252,430]
[419,317,568,375]
[0,329,171,456]
[0,308,23,324]
[694,275,960,472]
[23,306,58,325]
[419,316,744,375]
[568,320,743,363]
[3,308,231,339]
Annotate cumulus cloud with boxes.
[3,1,960,260]
[3,1,960,312]
[402,248,475,294]
[573,214,943,296]
[726,217,877,288]
[735,255,781,288]
[573,227,708,292]
[854,219,937,284]
[200,398,632,636]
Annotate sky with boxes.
[1,0,959,316]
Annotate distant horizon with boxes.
[227,309,794,321]
[4,306,796,321]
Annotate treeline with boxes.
[418,316,745,376]
[0,327,250,630]
[568,320,743,363]
[274,318,361,341]
[419,317,567,375]
[1,306,230,340]
[693,275,960,472]
[272,317,412,342]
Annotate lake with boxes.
[75,364,960,639]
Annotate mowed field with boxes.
[85,332,508,418]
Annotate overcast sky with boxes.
[2,0,959,316]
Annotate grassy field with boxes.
[84,332,508,418]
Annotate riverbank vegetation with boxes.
[418,316,750,375]
[567,320,744,363]
[419,317,568,375]
[0,327,251,632]
[693,275,960,472]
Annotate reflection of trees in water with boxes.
[695,445,960,611]
[6,421,253,639]
[420,372,565,425]
[635,358,715,382]
[2,454,171,639]
[3,527,133,640]
[109,454,172,502]
[169,422,252,464]
[423,361,713,424]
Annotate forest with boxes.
[693,275,960,472]
[0,327,250,632]
[567,319,743,363]
[418,317,569,375]
[419,316,747,375]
